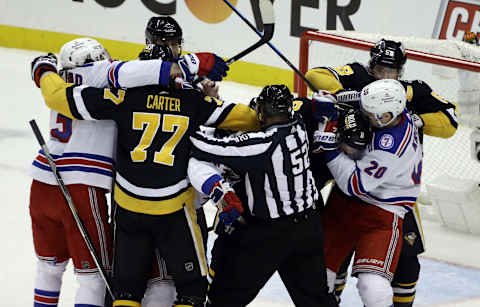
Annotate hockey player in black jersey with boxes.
[188,85,338,307]
[31,55,258,307]
[306,38,458,307]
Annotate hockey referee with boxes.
[188,85,338,307]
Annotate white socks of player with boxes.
[34,260,67,306]
[75,272,106,307]
[326,268,337,293]
[142,280,177,307]
[356,273,393,307]
[34,259,107,307]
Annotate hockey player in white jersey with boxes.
[30,38,117,307]
[315,79,423,307]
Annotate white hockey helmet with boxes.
[59,38,110,70]
[360,79,406,127]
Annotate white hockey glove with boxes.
[177,53,200,84]
[177,52,229,84]
[312,119,338,153]
[31,53,58,88]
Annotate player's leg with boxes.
[206,222,282,307]
[112,205,155,307]
[155,204,208,307]
[391,254,419,307]
[321,187,361,288]
[143,280,176,307]
[391,209,423,307]
[334,249,354,303]
[63,185,113,307]
[142,250,176,307]
[196,206,208,252]
[353,206,404,307]
[30,180,70,306]
[277,208,338,307]
[357,273,394,307]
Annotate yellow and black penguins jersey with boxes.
[306,63,458,140]
[39,73,259,215]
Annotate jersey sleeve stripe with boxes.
[396,124,412,157]
[441,108,459,128]
[159,61,172,86]
[72,85,94,120]
[108,61,126,88]
[204,102,235,127]
[65,86,83,120]
[191,136,271,157]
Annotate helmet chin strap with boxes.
[375,112,396,128]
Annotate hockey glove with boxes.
[138,44,174,61]
[209,180,244,226]
[177,53,200,83]
[312,119,338,153]
[337,108,372,151]
[312,91,339,122]
[195,52,229,81]
[31,53,58,88]
[335,89,361,111]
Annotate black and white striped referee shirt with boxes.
[190,117,319,220]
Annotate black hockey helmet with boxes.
[139,44,174,61]
[369,39,407,70]
[256,85,293,122]
[145,16,183,46]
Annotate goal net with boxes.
[295,31,480,206]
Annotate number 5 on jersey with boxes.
[130,112,189,166]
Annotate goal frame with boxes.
[295,30,480,97]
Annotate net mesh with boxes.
[302,31,480,203]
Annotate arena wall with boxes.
[1,0,478,89]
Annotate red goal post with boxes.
[295,30,480,97]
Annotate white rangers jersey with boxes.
[30,59,174,190]
[326,111,423,218]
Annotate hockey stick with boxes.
[29,119,115,301]
[223,0,320,93]
[224,0,275,65]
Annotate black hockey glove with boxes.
[138,44,174,61]
[31,53,58,88]
[337,108,372,151]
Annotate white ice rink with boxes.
[1,47,480,306]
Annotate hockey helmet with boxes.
[145,16,183,46]
[255,85,293,123]
[369,39,407,78]
[360,79,406,128]
[59,38,110,70]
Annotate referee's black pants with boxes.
[208,207,338,307]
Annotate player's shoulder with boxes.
[370,111,415,157]
[293,97,311,113]
[330,62,373,90]
[399,79,433,97]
